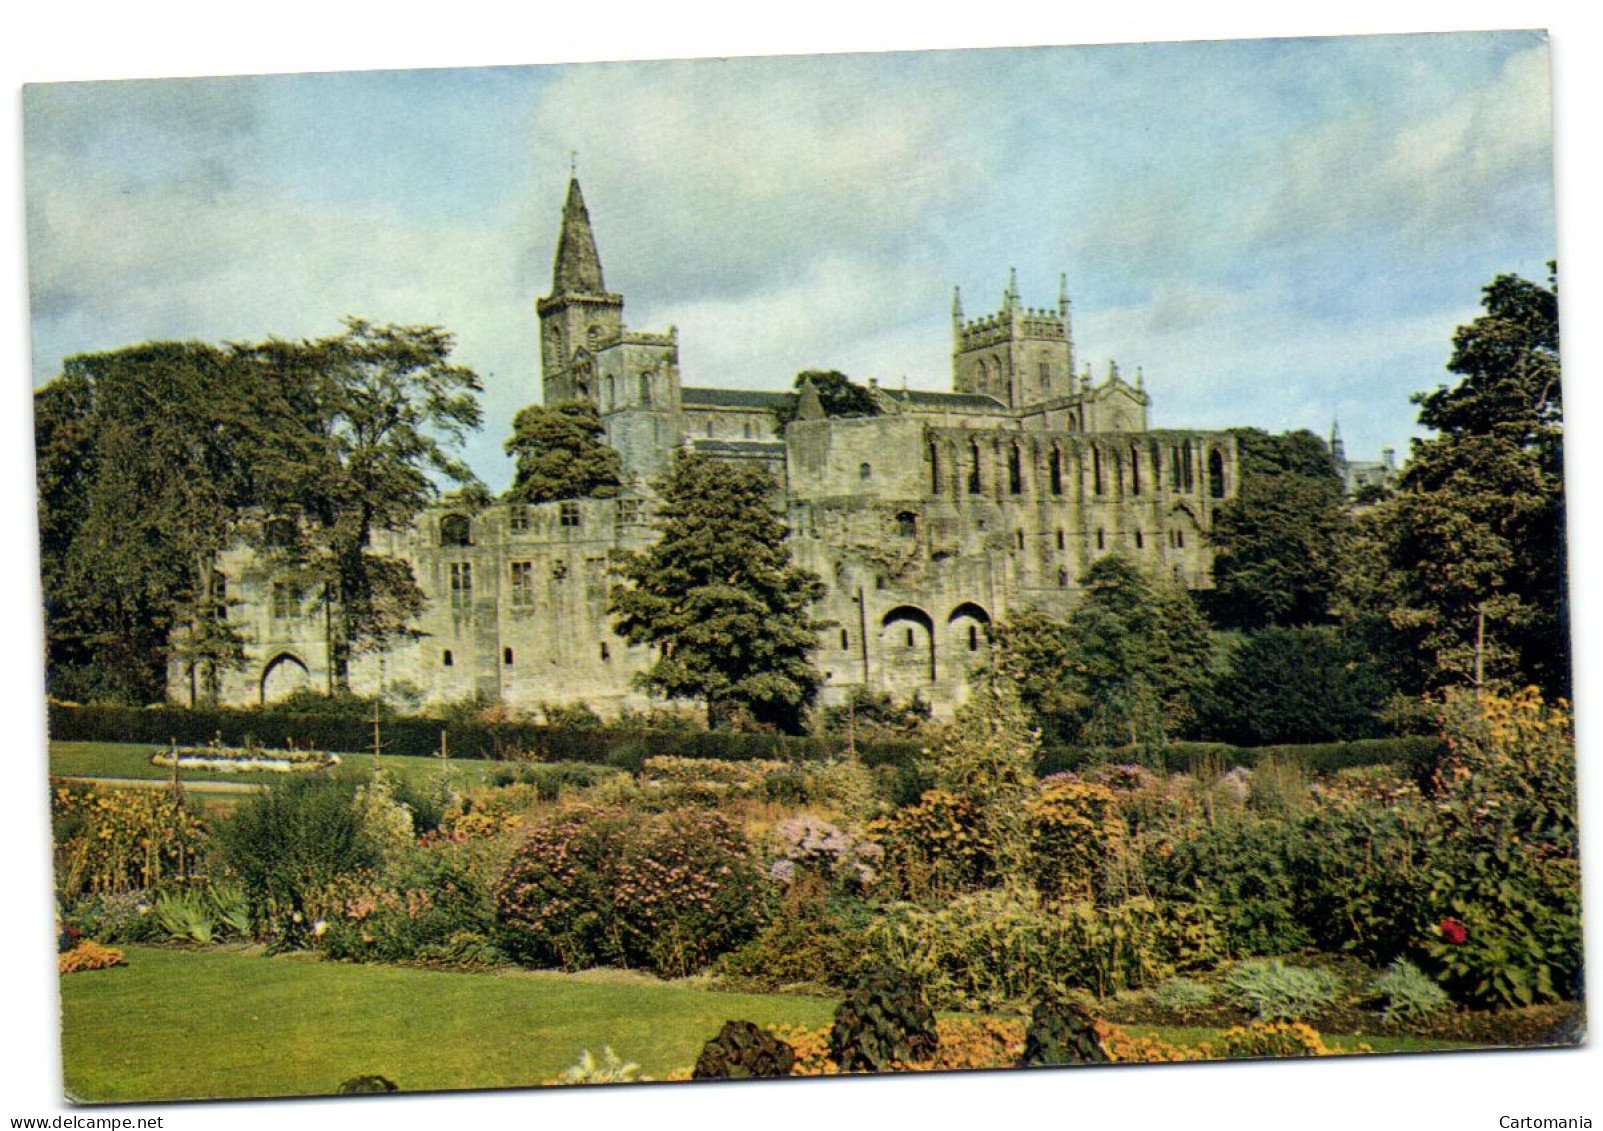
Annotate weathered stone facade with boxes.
[192,177,1240,717]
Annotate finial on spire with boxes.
[1058,273,1069,318]
[952,285,964,328]
[1108,359,1120,384]
[569,149,577,177]
[1135,366,1145,390]
[1005,267,1020,311]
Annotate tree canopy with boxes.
[771,369,882,428]
[608,452,829,730]
[1206,428,1349,629]
[36,319,484,702]
[503,400,624,503]
[1362,265,1566,697]
[992,554,1213,747]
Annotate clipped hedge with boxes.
[45,702,922,770]
[47,702,1442,778]
[1035,735,1446,780]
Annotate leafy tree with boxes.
[988,605,1079,742]
[1207,429,1349,629]
[772,369,882,428]
[609,451,828,730]
[1199,625,1392,745]
[504,400,624,502]
[35,343,259,703]
[1363,265,1565,696]
[1064,554,1214,748]
[243,319,485,692]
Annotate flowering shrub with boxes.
[58,940,126,974]
[639,756,787,794]
[494,804,764,976]
[766,815,881,891]
[1025,780,1122,900]
[866,790,995,900]
[1424,689,1582,1008]
[52,785,208,896]
[316,848,501,967]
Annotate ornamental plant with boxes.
[1024,779,1122,900]
[866,790,994,901]
[494,804,764,977]
[58,940,127,974]
[828,965,939,1072]
[52,785,208,897]
[1423,689,1582,1007]
[1223,959,1342,1022]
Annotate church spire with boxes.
[551,176,607,296]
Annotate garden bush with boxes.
[151,881,250,945]
[1021,995,1108,1067]
[317,847,500,966]
[217,774,387,945]
[1025,780,1122,900]
[865,790,994,901]
[828,965,938,1072]
[1210,1020,1330,1058]
[691,1021,796,1080]
[1222,959,1342,1021]
[1149,976,1217,1019]
[51,785,207,897]
[864,891,1221,1011]
[716,881,874,991]
[1422,689,1582,1009]
[493,804,764,977]
[58,940,127,974]
[1370,959,1450,1024]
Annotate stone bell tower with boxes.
[536,176,624,405]
[951,269,1076,409]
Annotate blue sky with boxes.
[23,30,1556,491]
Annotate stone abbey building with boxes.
[198,178,1242,716]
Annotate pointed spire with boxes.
[551,176,606,296]
[1058,273,1069,318]
[952,285,964,329]
[795,376,824,422]
[1107,359,1120,384]
[1004,267,1020,312]
[1135,366,1145,391]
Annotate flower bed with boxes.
[150,746,340,774]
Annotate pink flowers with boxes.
[1439,917,1468,945]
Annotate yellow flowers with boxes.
[58,941,126,975]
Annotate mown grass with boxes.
[60,947,1481,1103]
[48,740,504,791]
[60,946,839,1102]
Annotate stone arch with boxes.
[440,513,472,547]
[260,651,310,705]
[879,605,936,686]
[947,602,992,662]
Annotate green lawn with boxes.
[48,741,504,791]
[61,946,839,1102]
[60,947,1481,1104]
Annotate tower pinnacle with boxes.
[551,176,607,296]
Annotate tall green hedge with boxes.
[44,702,924,771]
[46,702,1442,779]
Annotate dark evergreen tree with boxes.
[609,451,828,730]
[1207,428,1349,629]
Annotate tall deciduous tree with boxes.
[1207,429,1349,629]
[1367,265,1565,696]
[1064,554,1214,748]
[241,318,485,692]
[991,556,1213,747]
[609,451,828,730]
[35,343,257,703]
[503,400,623,503]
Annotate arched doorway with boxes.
[878,605,936,690]
[260,652,311,705]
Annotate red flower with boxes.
[1439,917,1468,945]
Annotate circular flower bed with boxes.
[150,746,340,773]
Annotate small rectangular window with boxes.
[509,505,529,532]
[450,562,472,609]
[616,499,643,525]
[442,649,454,667]
[599,641,611,662]
[509,561,534,608]
[270,582,303,621]
[503,647,515,666]
[560,501,581,528]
